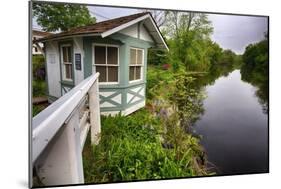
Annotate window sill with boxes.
[99,82,119,85]
[60,80,74,86]
[129,79,142,84]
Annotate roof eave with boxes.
[100,14,169,51]
[34,33,101,43]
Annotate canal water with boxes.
[193,69,268,175]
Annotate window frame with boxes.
[60,44,73,82]
[92,44,120,85]
[129,47,144,83]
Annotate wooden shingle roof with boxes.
[32,30,52,37]
[37,12,149,42]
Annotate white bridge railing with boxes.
[32,73,100,186]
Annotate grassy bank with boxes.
[83,109,208,183]
[83,65,210,183]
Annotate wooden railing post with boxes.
[32,73,100,186]
[89,78,101,145]
[34,111,84,185]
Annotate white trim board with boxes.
[100,100,146,116]
[101,14,169,51]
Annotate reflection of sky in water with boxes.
[194,70,268,174]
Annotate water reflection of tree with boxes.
[192,62,237,90]
[240,36,269,114]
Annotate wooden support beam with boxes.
[89,78,101,145]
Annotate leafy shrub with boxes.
[33,80,47,97]
[84,109,207,183]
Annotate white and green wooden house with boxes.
[35,12,168,116]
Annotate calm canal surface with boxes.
[193,69,268,175]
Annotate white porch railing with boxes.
[32,73,100,186]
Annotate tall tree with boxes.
[164,12,213,71]
[142,9,168,28]
[33,2,96,32]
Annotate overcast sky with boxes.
[33,5,268,54]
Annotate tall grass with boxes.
[83,109,208,183]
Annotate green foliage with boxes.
[83,109,207,183]
[32,55,47,97]
[164,12,214,72]
[33,104,47,117]
[33,2,96,32]
[32,55,45,80]
[169,74,205,128]
[146,65,175,100]
[147,49,168,66]
[241,35,268,113]
[33,80,47,97]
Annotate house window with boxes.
[129,48,144,82]
[61,45,73,81]
[93,45,119,83]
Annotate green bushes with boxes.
[83,109,207,183]
[32,80,47,97]
[32,55,47,97]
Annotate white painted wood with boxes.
[100,111,120,116]
[123,100,146,116]
[73,37,84,85]
[32,73,100,186]
[100,101,116,108]
[46,41,61,98]
[130,96,141,104]
[139,88,145,96]
[33,73,99,163]
[35,112,84,186]
[100,100,145,116]
[101,14,150,38]
[140,24,154,42]
[89,78,101,145]
[79,110,89,129]
[131,86,142,93]
[127,93,134,103]
[145,17,169,50]
[101,14,168,50]
[99,91,116,98]
[80,123,90,148]
[111,94,122,104]
[119,24,138,38]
